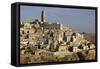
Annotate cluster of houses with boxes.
[20,11,95,63]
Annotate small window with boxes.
[22,30,24,34]
[27,31,29,33]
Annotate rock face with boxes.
[20,11,96,64]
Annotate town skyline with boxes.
[20,7,96,64]
[20,5,95,34]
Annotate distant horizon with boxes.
[20,5,96,34]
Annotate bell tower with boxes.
[41,10,45,22]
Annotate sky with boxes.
[20,5,96,34]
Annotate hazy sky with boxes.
[20,5,95,33]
